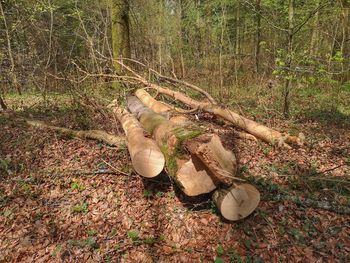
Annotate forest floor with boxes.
[0,84,349,262]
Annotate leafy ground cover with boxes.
[0,86,349,262]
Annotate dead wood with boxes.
[146,84,304,148]
[26,120,123,146]
[111,105,165,178]
[213,184,261,221]
[127,96,238,195]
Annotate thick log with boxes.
[113,107,165,178]
[134,90,238,186]
[128,96,215,195]
[128,96,238,195]
[135,89,195,114]
[27,120,123,146]
[135,89,261,220]
[135,89,172,113]
[147,84,304,147]
[136,88,257,141]
[213,184,260,221]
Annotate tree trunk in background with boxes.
[110,0,131,73]
[340,0,349,81]
[309,0,320,58]
[283,0,294,118]
[234,0,241,84]
[0,96,7,111]
[255,0,262,74]
[0,1,21,95]
[235,0,241,56]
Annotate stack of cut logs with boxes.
[21,70,304,221]
[112,86,304,221]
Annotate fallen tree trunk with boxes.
[112,106,165,178]
[136,88,257,141]
[128,96,237,195]
[146,84,304,147]
[27,120,123,146]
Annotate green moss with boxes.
[160,126,203,185]
[140,113,168,134]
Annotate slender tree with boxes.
[0,1,21,95]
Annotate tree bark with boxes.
[255,0,262,74]
[128,96,237,195]
[0,96,7,111]
[110,0,131,73]
[0,1,21,95]
[136,88,257,141]
[27,120,123,146]
[309,0,320,57]
[146,84,304,147]
[283,0,295,118]
[112,106,165,178]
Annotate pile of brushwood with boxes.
[12,62,305,221]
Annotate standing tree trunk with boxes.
[0,95,7,111]
[255,0,262,74]
[340,0,350,81]
[110,0,131,73]
[283,0,294,118]
[0,1,21,95]
[234,0,241,84]
[309,0,320,58]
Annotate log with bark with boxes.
[146,84,304,148]
[112,106,165,178]
[134,89,261,220]
[136,88,257,141]
[27,120,124,146]
[127,96,237,196]
[112,61,303,147]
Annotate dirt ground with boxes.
[0,93,349,262]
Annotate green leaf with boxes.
[214,257,224,263]
[216,244,224,256]
[127,230,139,241]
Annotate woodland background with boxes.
[0,0,349,262]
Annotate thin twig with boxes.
[101,159,131,176]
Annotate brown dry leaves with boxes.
[0,113,349,262]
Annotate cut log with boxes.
[134,90,237,186]
[112,106,165,178]
[128,96,238,195]
[213,184,260,221]
[146,85,304,147]
[27,120,123,146]
[136,89,257,142]
[135,89,195,114]
[135,89,173,113]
